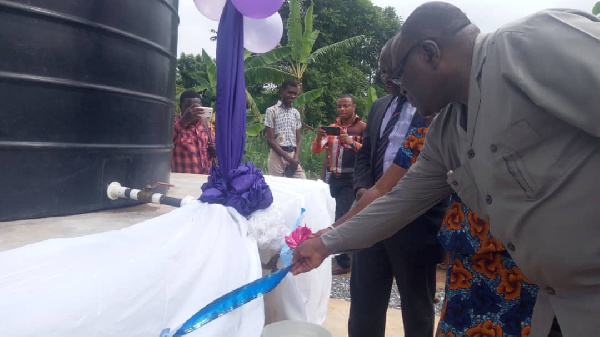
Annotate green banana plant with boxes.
[182,47,293,136]
[366,86,378,113]
[183,0,365,136]
[285,0,365,94]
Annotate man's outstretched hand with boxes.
[291,237,330,275]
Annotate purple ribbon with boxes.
[199,0,273,215]
[200,162,273,216]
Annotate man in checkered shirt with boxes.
[264,79,306,179]
[171,90,215,174]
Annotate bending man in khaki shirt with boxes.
[292,2,600,336]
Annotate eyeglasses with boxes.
[389,38,433,87]
[390,22,472,87]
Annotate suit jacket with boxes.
[354,95,394,192]
[353,94,444,265]
[326,9,600,335]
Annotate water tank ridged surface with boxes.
[0,0,179,221]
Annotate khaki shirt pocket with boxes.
[497,120,563,200]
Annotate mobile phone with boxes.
[321,126,341,136]
[197,107,213,119]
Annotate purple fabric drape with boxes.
[199,0,273,216]
[213,0,246,174]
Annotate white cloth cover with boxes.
[0,176,335,336]
[261,177,335,325]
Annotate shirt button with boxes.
[468,149,475,158]
[485,195,493,204]
[490,144,497,152]
[506,242,515,251]
[545,286,556,295]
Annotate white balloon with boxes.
[193,0,226,21]
[243,13,283,54]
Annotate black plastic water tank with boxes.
[0,0,179,221]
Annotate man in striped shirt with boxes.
[312,94,366,274]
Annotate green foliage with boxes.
[279,0,402,126]
[307,35,366,65]
[245,47,291,68]
[244,133,270,172]
[245,47,292,85]
[308,0,401,75]
[246,122,265,137]
[303,58,371,125]
[297,130,324,179]
[175,53,212,110]
[593,2,600,15]
[283,0,365,95]
[201,49,217,95]
[243,131,323,179]
[294,88,324,108]
[176,0,402,132]
[287,0,304,64]
[176,53,207,89]
[366,86,378,115]
[177,48,296,136]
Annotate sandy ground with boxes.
[322,268,446,337]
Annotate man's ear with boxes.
[420,40,442,69]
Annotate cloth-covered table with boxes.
[0,176,334,336]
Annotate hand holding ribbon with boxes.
[290,237,330,276]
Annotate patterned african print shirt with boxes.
[264,100,302,148]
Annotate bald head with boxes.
[392,2,479,70]
[386,2,480,116]
[381,37,394,53]
[403,2,473,42]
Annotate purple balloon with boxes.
[232,0,284,20]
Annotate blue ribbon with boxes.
[160,210,307,336]
[163,263,293,336]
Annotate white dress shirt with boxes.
[379,97,417,173]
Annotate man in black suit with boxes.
[349,38,445,337]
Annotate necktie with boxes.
[374,96,407,181]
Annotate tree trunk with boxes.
[295,75,307,124]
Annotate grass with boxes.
[244,131,324,180]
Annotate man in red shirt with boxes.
[171,90,216,174]
[312,94,366,274]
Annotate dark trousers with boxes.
[329,174,354,269]
[549,317,563,336]
[348,230,438,337]
[329,173,355,221]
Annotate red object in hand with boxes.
[285,225,313,249]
